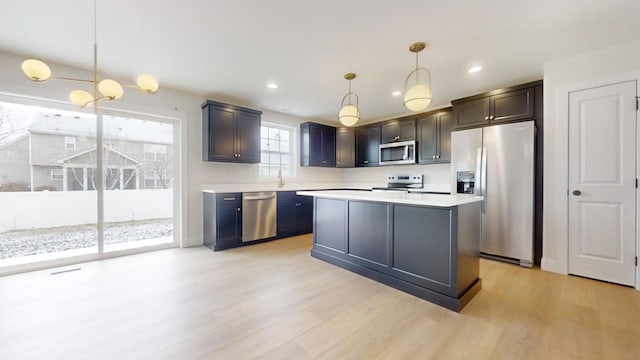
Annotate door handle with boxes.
[572,190,582,196]
[244,195,276,201]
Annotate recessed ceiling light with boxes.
[266,83,278,89]
[468,66,483,73]
[392,91,402,97]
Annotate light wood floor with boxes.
[1,234,639,359]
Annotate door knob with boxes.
[572,190,581,196]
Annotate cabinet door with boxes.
[336,128,355,168]
[398,118,416,141]
[296,195,314,234]
[355,127,369,166]
[320,126,336,167]
[490,88,534,123]
[277,191,298,237]
[380,121,399,143]
[453,97,490,130]
[308,125,323,166]
[216,193,242,247]
[367,126,381,166]
[417,114,437,164]
[392,205,455,296]
[438,111,452,163]
[206,106,236,161]
[236,111,261,163]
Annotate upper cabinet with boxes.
[356,125,381,167]
[380,117,416,144]
[202,100,262,163]
[300,122,336,167]
[452,81,539,130]
[417,108,452,164]
[336,128,355,168]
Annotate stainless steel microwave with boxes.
[379,140,417,165]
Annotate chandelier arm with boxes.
[50,76,96,84]
[340,92,359,108]
[404,67,432,91]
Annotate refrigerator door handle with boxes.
[475,148,483,196]
[481,147,488,212]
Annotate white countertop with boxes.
[201,183,451,194]
[296,190,482,208]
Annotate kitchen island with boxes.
[296,190,483,312]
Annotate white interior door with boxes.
[568,81,637,286]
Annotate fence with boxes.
[0,189,173,233]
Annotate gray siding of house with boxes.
[0,136,30,189]
[29,132,173,191]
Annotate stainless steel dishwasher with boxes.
[242,191,277,242]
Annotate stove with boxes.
[372,174,423,193]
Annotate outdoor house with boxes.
[0,108,173,192]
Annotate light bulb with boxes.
[70,90,94,107]
[403,84,432,112]
[136,74,159,94]
[21,59,51,82]
[98,79,124,100]
[339,104,359,127]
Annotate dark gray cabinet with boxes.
[380,117,416,144]
[452,84,535,130]
[311,197,482,311]
[336,128,355,168]
[203,192,242,251]
[202,100,262,163]
[355,125,380,167]
[277,192,313,237]
[300,122,336,167]
[417,109,452,164]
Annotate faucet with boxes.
[277,168,285,187]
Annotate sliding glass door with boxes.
[0,100,177,269]
[102,115,175,252]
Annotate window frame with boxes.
[258,122,295,178]
[51,168,64,181]
[64,136,76,150]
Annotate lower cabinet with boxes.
[276,191,313,238]
[203,192,242,251]
[311,198,481,311]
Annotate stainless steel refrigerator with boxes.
[451,121,535,267]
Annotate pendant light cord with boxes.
[415,52,419,84]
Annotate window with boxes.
[259,124,292,177]
[144,143,167,161]
[51,168,64,181]
[144,170,158,187]
[64,136,76,150]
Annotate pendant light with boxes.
[338,73,360,127]
[20,0,159,108]
[403,42,432,112]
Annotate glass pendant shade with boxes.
[339,104,359,127]
[21,59,52,82]
[98,79,124,100]
[404,84,432,112]
[136,74,159,94]
[69,90,94,107]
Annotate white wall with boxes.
[542,39,640,274]
[342,163,451,186]
[0,189,173,232]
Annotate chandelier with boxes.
[338,73,360,127]
[403,42,432,112]
[20,0,158,108]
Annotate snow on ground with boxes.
[0,219,173,259]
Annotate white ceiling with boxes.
[1,0,639,124]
